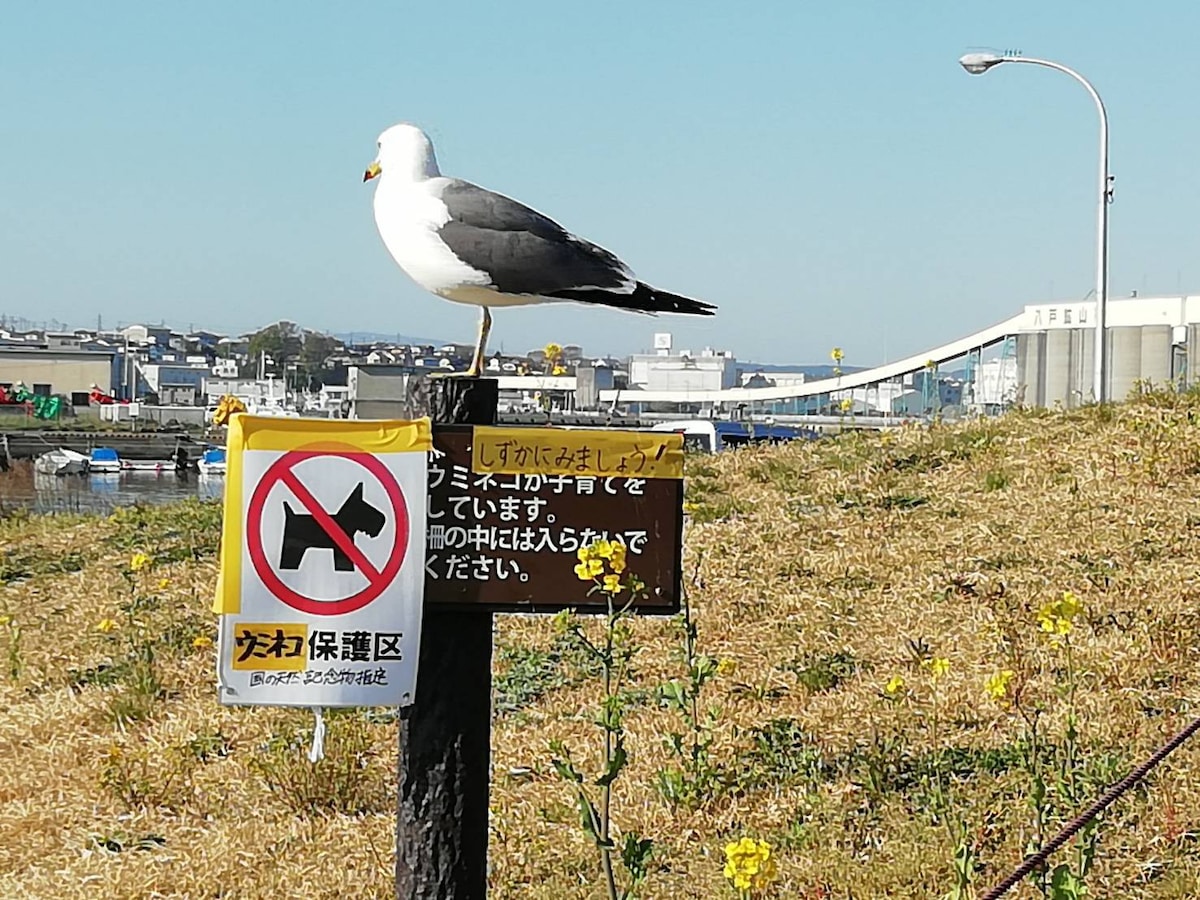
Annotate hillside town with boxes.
[0,318,617,422]
[0,315,1000,432]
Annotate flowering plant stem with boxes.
[551,540,653,900]
[599,589,621,899]
[657,558,724,810]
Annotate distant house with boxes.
[0,331,45,349]
[120,324,174,348]
[44,331,85,349]
[211,358,239,378]
[218,336,250,359]
[183,331,223,359]
[188,330,225,347]
[140,362,209,406]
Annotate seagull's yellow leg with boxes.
[467,307,492,377]
[433,307,492,379]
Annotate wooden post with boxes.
[397,377,497,899]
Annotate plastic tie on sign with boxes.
[308,707,326,763]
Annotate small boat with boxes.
[121,458,175,473]
[88,447,121,474]
[197,447,227,476]
[34,448,89,476]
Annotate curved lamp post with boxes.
[959,51,1113,403]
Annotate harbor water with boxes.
[0,462,224,516]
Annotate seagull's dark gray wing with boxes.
[435,180,635,296]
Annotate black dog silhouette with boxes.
[279,482,386,571]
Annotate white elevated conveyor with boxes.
[598,314,1024,406]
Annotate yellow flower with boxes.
[592,539,614,560]
[924,656,950,679]
[683,501,699,514]
[1035,604,1060,633]
[192,635,213,649]
[587,558,604,578]
[716,658,737,677]
[573,562,592,581]
[884,674,906,695]
[577,545,593,563]
[96,618,118,634]
[723,837,777,893]
[1037,606,1071,636]
[830,347,844,363]
[543,342,563,361]
[0,615,11,627]
[157,577,170,590]
[838,397,853,413]
[129,552,153,573]
[602,574,622,594]
[985,669,1015,702]
[609,543,627,574]
[1037,590,1083,637]
[925,358,937,370]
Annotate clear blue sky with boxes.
[2,1,1198,365]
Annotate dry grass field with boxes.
[4,394,1200,898]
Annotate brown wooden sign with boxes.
[423,426,683,613]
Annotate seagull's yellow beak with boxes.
[363,161,382,183]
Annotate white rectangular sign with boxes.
[215,415,430,708]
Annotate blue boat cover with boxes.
[202,448,226,464]
[91,448,119,461]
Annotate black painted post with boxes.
[397,377,497,899]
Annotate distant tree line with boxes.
[246,321,338,388]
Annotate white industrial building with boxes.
[970,357,1020,407]
[627,333,738,393]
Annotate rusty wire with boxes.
[981,713,1200,900]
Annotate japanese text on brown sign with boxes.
[471,426,684,479]
[424,428,683,613]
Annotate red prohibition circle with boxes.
[246,449,409,616]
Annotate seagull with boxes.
[363,123,716,376]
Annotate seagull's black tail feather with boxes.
[547,282,717,316]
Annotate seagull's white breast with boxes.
[372,177,492,300]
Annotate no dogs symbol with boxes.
[246,449,410,616]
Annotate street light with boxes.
[959,51,1113,403]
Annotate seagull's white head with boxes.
[364,122,441,184]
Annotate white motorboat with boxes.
[34,448,89,476]
[88,447,121,474]
[121,458,175,473]
[197,447,227,476]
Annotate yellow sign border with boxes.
[213,414,432,615]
